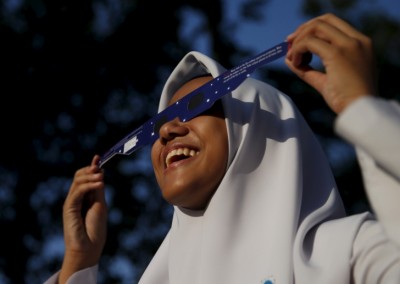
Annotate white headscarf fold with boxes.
[140,51,369,284]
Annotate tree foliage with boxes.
[0,0,398,282]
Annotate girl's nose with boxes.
[158,117,189,144]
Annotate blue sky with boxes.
[224,0,400,69]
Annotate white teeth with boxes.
[166,147,198,167]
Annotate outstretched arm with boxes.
[286,13,400,282]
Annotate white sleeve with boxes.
[43,265,98,284]
[335,96,400,283]
[351,220,400,284]
[335,96,400,179]
[335,96,400,245]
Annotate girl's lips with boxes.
[165,147,199,167]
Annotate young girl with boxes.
[45,14,400,284]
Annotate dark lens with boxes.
[153,115,169,134]
[187,92,204,111]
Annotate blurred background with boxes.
[0,0,399,283]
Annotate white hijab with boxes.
[139,51,369,284]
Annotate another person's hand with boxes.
[59,155,107,284]
[286,13,377,114]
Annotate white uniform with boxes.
[44,52,400,284]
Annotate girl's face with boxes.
[151,75,229,210]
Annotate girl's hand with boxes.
[286,13,377,114]
[59,155,107,283]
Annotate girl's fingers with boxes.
[91,155,101,167]
[287,13,368,64]
[288,35,334,68]
[315,13,366,41]
[288,13,363,43]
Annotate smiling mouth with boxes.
[166,147,199,167]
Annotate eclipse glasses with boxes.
[99,41,290,167]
